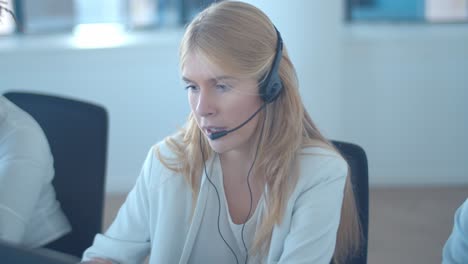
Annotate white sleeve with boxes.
[443,198,468,264]
[82,148,156,264]
[277,156,348,264]
[0,126,53,245]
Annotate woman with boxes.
[82,1,361,263]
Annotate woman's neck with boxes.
[219,150,253,184]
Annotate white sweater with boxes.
[83,140,347,264]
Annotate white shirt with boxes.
[0,96,71,247]
[188,154,265,264]
[83,139,347,264]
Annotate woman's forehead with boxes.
[182,52,237,81]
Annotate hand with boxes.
[80,258,113,264]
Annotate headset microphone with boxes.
[209,130,228,140]
[208,103,267,140]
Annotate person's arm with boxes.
[80,258,112,264]
[443,199,468,264]
[0,127,53,245]
[81,147,156,264]
[277,155,347,264]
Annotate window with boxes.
[0,0,219,35]
[347,0,468,22]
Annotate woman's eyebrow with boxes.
[214,75,238,81]
[182,77,195,83]
[182,76,239,84]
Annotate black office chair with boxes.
[331,140,369,264]
[4,91,108,258]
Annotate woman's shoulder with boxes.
[296,145,348,186]
[299,145,346,165]
[152,132,184,160]
[0,97,52,162]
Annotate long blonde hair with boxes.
[157,1,362,263]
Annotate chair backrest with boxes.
[331,140,369,264]
[4,91,108,258]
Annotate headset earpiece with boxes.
[259,27,284,103]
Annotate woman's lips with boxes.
[203,126,228,135]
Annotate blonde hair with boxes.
[157,1,362,263]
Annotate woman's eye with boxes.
[185,85,198,91]
[216,84,230,91]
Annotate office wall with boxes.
[342,25,468,185]
[1,2,467,192]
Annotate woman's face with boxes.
[182,52,263,155]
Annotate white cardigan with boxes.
[83,140,347,264]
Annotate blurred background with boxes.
[1,0,467,263]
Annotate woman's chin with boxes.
[208,141,227,154]
[207,137,232,154]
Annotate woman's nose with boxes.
[195,88,216,117]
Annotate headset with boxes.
[208,27,283,141]
[259,26,284,103]
[201,26,283,264]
